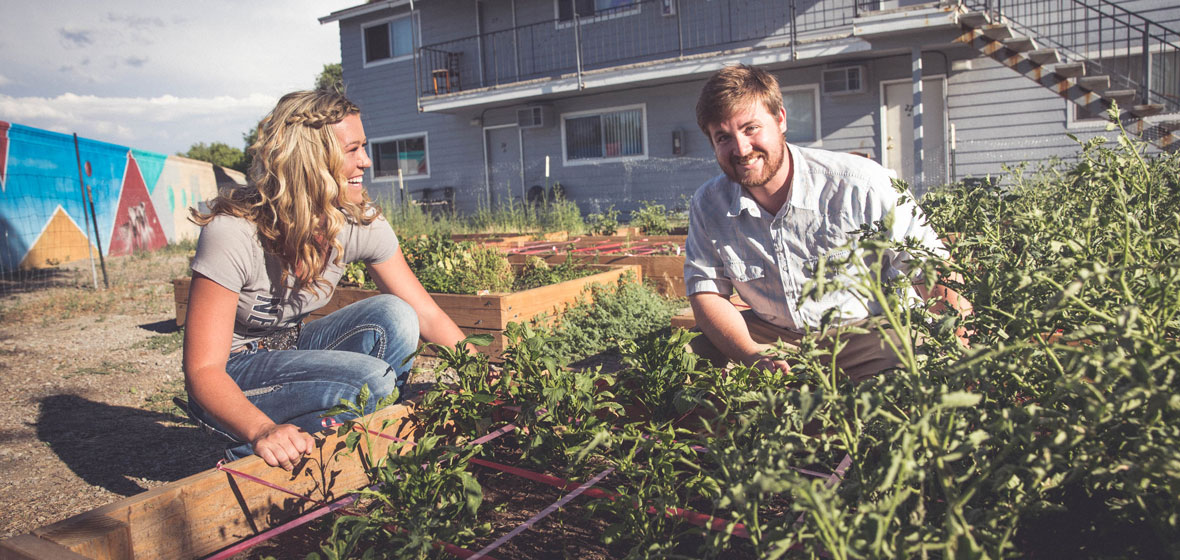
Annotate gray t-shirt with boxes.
[191,212,399,350]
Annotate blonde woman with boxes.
[184,90,467,470]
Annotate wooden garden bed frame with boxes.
[504,235,687,297]
[171,263,641,358]
[0,404,420,560]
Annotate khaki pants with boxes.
[688,310,903,383]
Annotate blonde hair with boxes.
[192,90,376,295]
[695,64,784,140]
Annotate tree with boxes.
[241,126,258,175]
[316,63,343,92]
[181,142,246,172]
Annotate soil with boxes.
[0,248,629,556]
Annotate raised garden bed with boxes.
[171,263,641,358]
[504,236,687,297]
[0,336,852,560]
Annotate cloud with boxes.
[58,27,95,48]
[0,92,278,154]
[124,56,148,68]
[104,13,166,29]
[0,73,10,87]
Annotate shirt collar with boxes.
[725,143,818,218]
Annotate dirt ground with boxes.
[0,249,462,543]
[0,250,221,539]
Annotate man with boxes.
[684,64,969,382]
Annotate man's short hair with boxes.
[695,64,784,140]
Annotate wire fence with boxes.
[1,173,110,296]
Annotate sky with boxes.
[0,0,360,156]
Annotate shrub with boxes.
[629,200,671,235]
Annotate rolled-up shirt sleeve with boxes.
[683,188,733,297]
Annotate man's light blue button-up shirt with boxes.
[684,143,946,332]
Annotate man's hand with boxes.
[747,353,791,375]
[251,422,315,471]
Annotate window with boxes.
[562,105,647,164]
[363,15,414,66]
[372,133,429,179]
[781,85,821,144]
[556,0,639,23]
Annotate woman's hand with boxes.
[250,422,315,471]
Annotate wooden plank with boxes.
[8,404,420,560]
[0,534,95,560]
[174,265,641,336]
[510,252,685,297]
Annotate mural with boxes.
[0,121,244,272]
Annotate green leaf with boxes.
[940,391,981,408]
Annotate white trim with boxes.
[780,84,822,147]
[559,103,649,166]
[553,0,641,30]
[362,14,415,68]
[319,0,407,24]
[369,131,431,181]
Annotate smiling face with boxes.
[331,113,371,205]
[707,100,789,192]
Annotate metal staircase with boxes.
[954,0,1180,151]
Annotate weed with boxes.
[628,200,671,235]
[133,330,184,354]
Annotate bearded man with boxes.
[683,64,969,381]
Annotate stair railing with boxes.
[963,0,1179,113]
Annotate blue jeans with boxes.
[188,294,420,461]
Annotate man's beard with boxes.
[722,140,785,188]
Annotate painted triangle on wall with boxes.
[107,151,168,257]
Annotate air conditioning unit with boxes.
[517,106,551,128]
[822,66,865,95]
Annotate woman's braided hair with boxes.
[192,90,378,296]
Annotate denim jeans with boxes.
[188,294,420,461]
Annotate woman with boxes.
[183,90,468,470]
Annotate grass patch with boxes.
[69,360,139,378]
[144,377,188,419]
[134,330,184,355]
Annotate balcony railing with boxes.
[418,0,880,98]
[966,0,1180,113]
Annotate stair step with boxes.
[1159,120,1180,132]
[1003,36,1037,52]
[1077,75,1111,92]
[981,24,1013,40]
[1103,89,1137,105]
[959,11,991,28]
[1055,62,1086,78]
[1132,104,1165,117]
[1027,48,1060,66]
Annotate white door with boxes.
[884,78,946,193]
[485,126,521,206]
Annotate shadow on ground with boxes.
[138,319,179,334]
[34,394,225,496]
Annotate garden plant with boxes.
[306,125,1177,558]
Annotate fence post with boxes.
[790,0,798,60]
[1141,25,1152,103]
[574,11,585,89]
[72,134,99,290]
[676,0,684,57]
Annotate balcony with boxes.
[414,0,942,111]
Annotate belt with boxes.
[236,323,302,352]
